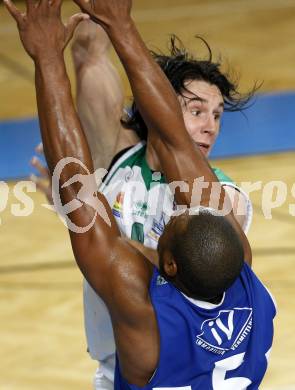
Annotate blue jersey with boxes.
[115,263,276,389]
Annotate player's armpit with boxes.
[78,234,155,327]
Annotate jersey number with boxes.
[153,353,252,390]
[212,352,252,389]
[131,222,144,243]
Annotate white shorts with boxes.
[93,367,113,390]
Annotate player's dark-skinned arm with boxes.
[34,47,126,296]
[34,47,157,285]
[73,0,251,265]
[3,0,155,305]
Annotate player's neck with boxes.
[145,139,162,171]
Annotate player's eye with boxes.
[191,110,201,116]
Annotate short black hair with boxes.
[168,211,244,300]
[121,35,257,141]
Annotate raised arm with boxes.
[4,0,137,297]
[29,21,137,205]
[72,20,139,170]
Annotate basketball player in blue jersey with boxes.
[29,19,255,389]
[6,0,275,388]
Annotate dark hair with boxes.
[168,211,244,300]
[121,35,257,141]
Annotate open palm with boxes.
[4,0,88,60]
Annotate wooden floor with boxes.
[1,0,295,389]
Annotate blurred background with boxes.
[0,0,295,389]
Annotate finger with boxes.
[30,173,46,189]
[35,142,44,155]
[30,174,53,200]
[30,156,49,178]
[30,173,50,193]
[3,0,23,23]
[26,0,36,13]
[38,0,49,13]
[72,0,91,14]
[48,0,62,15]
[48,0,62,6]
[65,13,90,46]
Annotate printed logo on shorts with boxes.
[196,308,252,355]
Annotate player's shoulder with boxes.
[213,167,253,233]
[102,142,146,186]
[240,263,277,315]
[109,141,146,171]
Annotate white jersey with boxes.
[83,142,253,382]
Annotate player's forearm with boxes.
[106,20,188,148]
[75,55,125,169]
[34,57,94,184]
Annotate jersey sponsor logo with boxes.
[132,200,148,218]
[196,308,252,355]
[112,192,125,218]
[156,275,168,286]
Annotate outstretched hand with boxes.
[4,0,89,60]
[73,0,132,30]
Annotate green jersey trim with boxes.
[212,167,233,183]
[103,142,146,188]
[103,141,234,189]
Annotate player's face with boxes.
[178,80,224,157]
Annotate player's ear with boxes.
[162,250,177,277]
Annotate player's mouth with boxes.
[196,142,210,155]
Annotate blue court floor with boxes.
[0,90,294,180]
